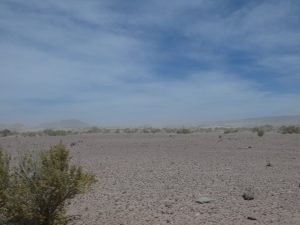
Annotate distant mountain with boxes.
[36,119,89,130]
[205,115,300,128]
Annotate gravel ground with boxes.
[1,131,299,225]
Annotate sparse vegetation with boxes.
[176,128,192,134]
[252,127,265,137]
[279,125,300,134]
[102,128,111,134]
[223,128,239,134]
[0,143,96,225]
[86,127,102,133]
[162,128,177,133]
[149,128,161,134]
[123,128,138,134]
[257,128,264,137]
[43,129,72,136]
[0,129,13,137]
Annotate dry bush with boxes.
[0,129,13,137]
[279,125,300,134]
[252,127,265,137]
[176,128,192,134]
[0,143,96,225]
[223,128,239,134]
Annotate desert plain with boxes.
[0,131,299,225]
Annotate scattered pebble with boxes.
[70,142,77,147]
[242,188,254,200]
[266,161,272,167]
[195,196,213,204]
[247,216,257,220]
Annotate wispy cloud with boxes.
[0,0,300,125]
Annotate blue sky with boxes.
[0,0,300,126]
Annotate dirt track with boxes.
[1,132,299,224]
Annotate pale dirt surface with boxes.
[1,132,300,225]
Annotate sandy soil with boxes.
[1,131,300,225]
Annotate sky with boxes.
[0,0,300,126]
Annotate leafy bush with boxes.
[279,125,300,134]
[0,143,96,225]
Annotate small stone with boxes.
[164,202,172,208]
[242,188,254,200]
[195,196,213,204]
[266,161,272,167]
[247,216,257,220]
[70,142,77,147]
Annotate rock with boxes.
[266,161,272,167]
[195,196,213,204]
[247,216,257,220]
[70,142,77,147]
[164,202,173,208]
[242,188,254,200]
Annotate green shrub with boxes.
[279,125,300,134]
[0,143,96,225]
[257,128,264,137]
[252,127,265,137]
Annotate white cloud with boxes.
[0,0,299,125]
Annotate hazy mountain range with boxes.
[35,119,89,130]
[0,119,88,131]
[1,116,300,132]
[201,115,300,128]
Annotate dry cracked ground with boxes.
[1,131,299,225]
